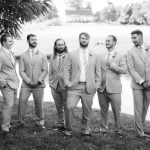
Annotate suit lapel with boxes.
[59,54,67,71]
[135,47,145,63]
[1,49,15,67]
[76,50,81,70]
[101,52,107,71]
[53,57,59,71]
[145,49,150,65]
[87,51,93,71]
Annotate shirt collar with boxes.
[56,52,66,57]
[79,47,89,54]
[2,46,11,54]
[29,48,39,54]
[107,49,116,57]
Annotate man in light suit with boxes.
[0,34,19,132]
[127,30,150,137]
[64,32,101,136]
[97,35,127,136]
[49,39,69,131]
[17,34,48,129]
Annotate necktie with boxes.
[31,50,34,65]
[106,52,111,67]
[9,51,15,65]
[57,55,61,70]
[139,46,145,60]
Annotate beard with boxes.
[80,42,89,48]
[56,48,65,54]
[29,42,37,48]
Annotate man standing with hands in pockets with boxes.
[64,32,101,136]
[0,34,19,133]
[49,39,69,131]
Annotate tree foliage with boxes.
[0,0,52,37]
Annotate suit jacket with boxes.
[19,50,48,88]
[0,48,19,90]
[98,51,127,93]
[49,53,68,90]
[126,46,150,89]
[64,49,101,94]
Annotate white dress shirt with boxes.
[29,48,38,59]
[79,48,89,82]
[105,49,116,61]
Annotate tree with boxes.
[0,0,52,37]
[101,2,120,22]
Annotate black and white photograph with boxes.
[0,0,150,149]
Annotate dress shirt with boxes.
[29,48,38,59]
[79,48,89,82]
[105,49,116,61]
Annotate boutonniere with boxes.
[89,51,93,56]
[145,45,149,51]
[62,54,65,58]
[35,49,39,54]
[112,51,117,58]
[10,50,15,56]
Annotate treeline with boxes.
[95,0,150,25]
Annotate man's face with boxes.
[3,37,13,50]
[79,34,89,48]
[55,40,65,53]
[131,34,143,47]
[105,36,115,49]
[28,36,37,48]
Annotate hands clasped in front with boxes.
[142,81,150,90]
[28,81,41,88]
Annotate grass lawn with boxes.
[0,101,150,150]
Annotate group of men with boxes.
[0,29,150,138]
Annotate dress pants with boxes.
[133,89,150,136]
[18,87,44,124]
[98,89,121,132]
[67,83,94,133]
[1,86,17,129]
[51,86,69,128]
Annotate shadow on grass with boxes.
[0,101,150,150]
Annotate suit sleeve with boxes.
[95,55,101,89]
[63,54,72,87]
[49,57,54,85]
[0,56,7,87]
[126,51,143,83]
[38,55,48,83]
[109,54,127,74]
[19,55,32,84]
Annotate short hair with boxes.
[53,38,68,58]
[79,32,90,39]
[27,34,36,41]
[108,35,117,43]
[131,30,143,36]
[0,34,12,45]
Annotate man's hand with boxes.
[28,81,38,88]
[109,63,118,71]
[65,82,72,88]
[142,81,150,89]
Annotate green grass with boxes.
[0,101,150,150]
